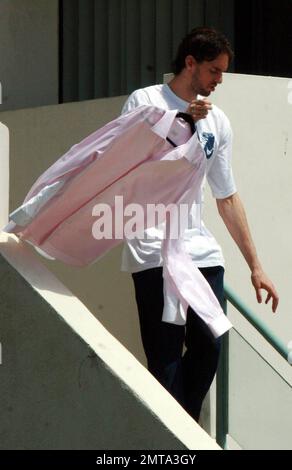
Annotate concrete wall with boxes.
[227,326,292,450]
[0,0,58,111]
[0,233,219,450]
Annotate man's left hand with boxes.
[251,268,279,313]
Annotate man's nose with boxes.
[217,73,223,84]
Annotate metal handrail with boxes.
[224,283,289,361]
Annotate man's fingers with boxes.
[262,288,279,313]
[264,285,279,313]
[272,296,279,313]
[194,99,212,106]
[195,104,212,111]
[256,288,262,304]
[187,99,214,122]
[196,103,213,111]
[189,100,213,112]
[265,292,272,304]
[252,272,279,313]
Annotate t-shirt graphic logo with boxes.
[201,132,215,159]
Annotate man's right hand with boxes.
[187,99,213,122]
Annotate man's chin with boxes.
[199,90,211,97]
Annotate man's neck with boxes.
[168,75,197,103]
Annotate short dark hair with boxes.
[172,27,234,75]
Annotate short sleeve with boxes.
[206,113,237,199]
[122,89,152,114]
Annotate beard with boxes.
[191,70,216,97]
[197,88,211,97]
[191,74,211,97]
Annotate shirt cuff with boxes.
[208,313,233,338]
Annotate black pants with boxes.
[132,266,224,422]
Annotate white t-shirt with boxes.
[121,84,237,272]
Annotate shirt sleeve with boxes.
[206,113,237,199]
[121,89,152,114]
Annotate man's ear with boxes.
[185,55,197,72]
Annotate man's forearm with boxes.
[216,192,279,312]
[216,192,262,273]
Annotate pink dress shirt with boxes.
[3,105,232,337]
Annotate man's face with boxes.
[190,53,229,97]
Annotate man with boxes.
[121,27,279,422]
